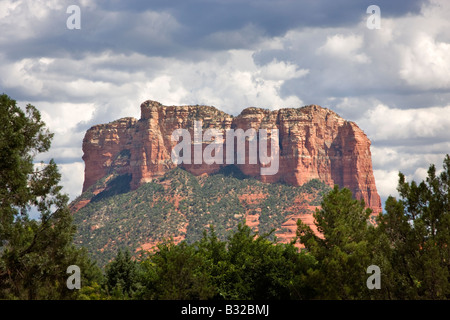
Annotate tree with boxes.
[0,94,99,299]
[135,240,216,300]
[296,185,377,299]
[201,224,316,300]
[133,225,316,300]
[376,155,450,299]
[104,248,140,299]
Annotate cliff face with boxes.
[81,100,382,214]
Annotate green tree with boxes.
[136,240,215,300]
[134,225,316,300]
[296,185,377,299]
[0,94,99,299]
[104,248,140,299]
[376,155,450,299]
[202,224,316,300]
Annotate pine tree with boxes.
[105,248,139,298]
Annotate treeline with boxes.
[78,224,315,300]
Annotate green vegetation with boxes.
[297,185,379,299]
[374,156,450,299]
[0,94,101,299]
[297,155,450,299]
[73,165,329,267]
[77,224,317,300]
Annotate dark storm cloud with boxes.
[99,0,427,33]
[1,0,428,61]
[95,0,428,55]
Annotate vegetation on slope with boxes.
[72,165,330,267]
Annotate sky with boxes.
[1,0,450,213]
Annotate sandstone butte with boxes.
[76,100,382,244]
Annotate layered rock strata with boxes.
[81,100,382,214]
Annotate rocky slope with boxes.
[72,167,330,267]
[80,100,381,213]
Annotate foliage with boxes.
[374,155,450,299]
[104,248,140,299]
[296,155,450,300]
[97,225,317,300]
[201,224,316,300]
[296,185,377,299]
[0,94,101,299]
[136,240,215,300]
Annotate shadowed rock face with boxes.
[81,100,382,214]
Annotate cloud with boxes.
[317,33,370,64]
[0,0,428,61]
[371,146,446,209]
[258,59,309,81]
[358,104,450,143]
[58,162,85,200]
[373,169,400,199]
[139,50,305,113]
[399,33,450,89]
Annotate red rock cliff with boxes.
[81,100,382,214]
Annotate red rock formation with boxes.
[82,117,136,191]
[81,100,382,214]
